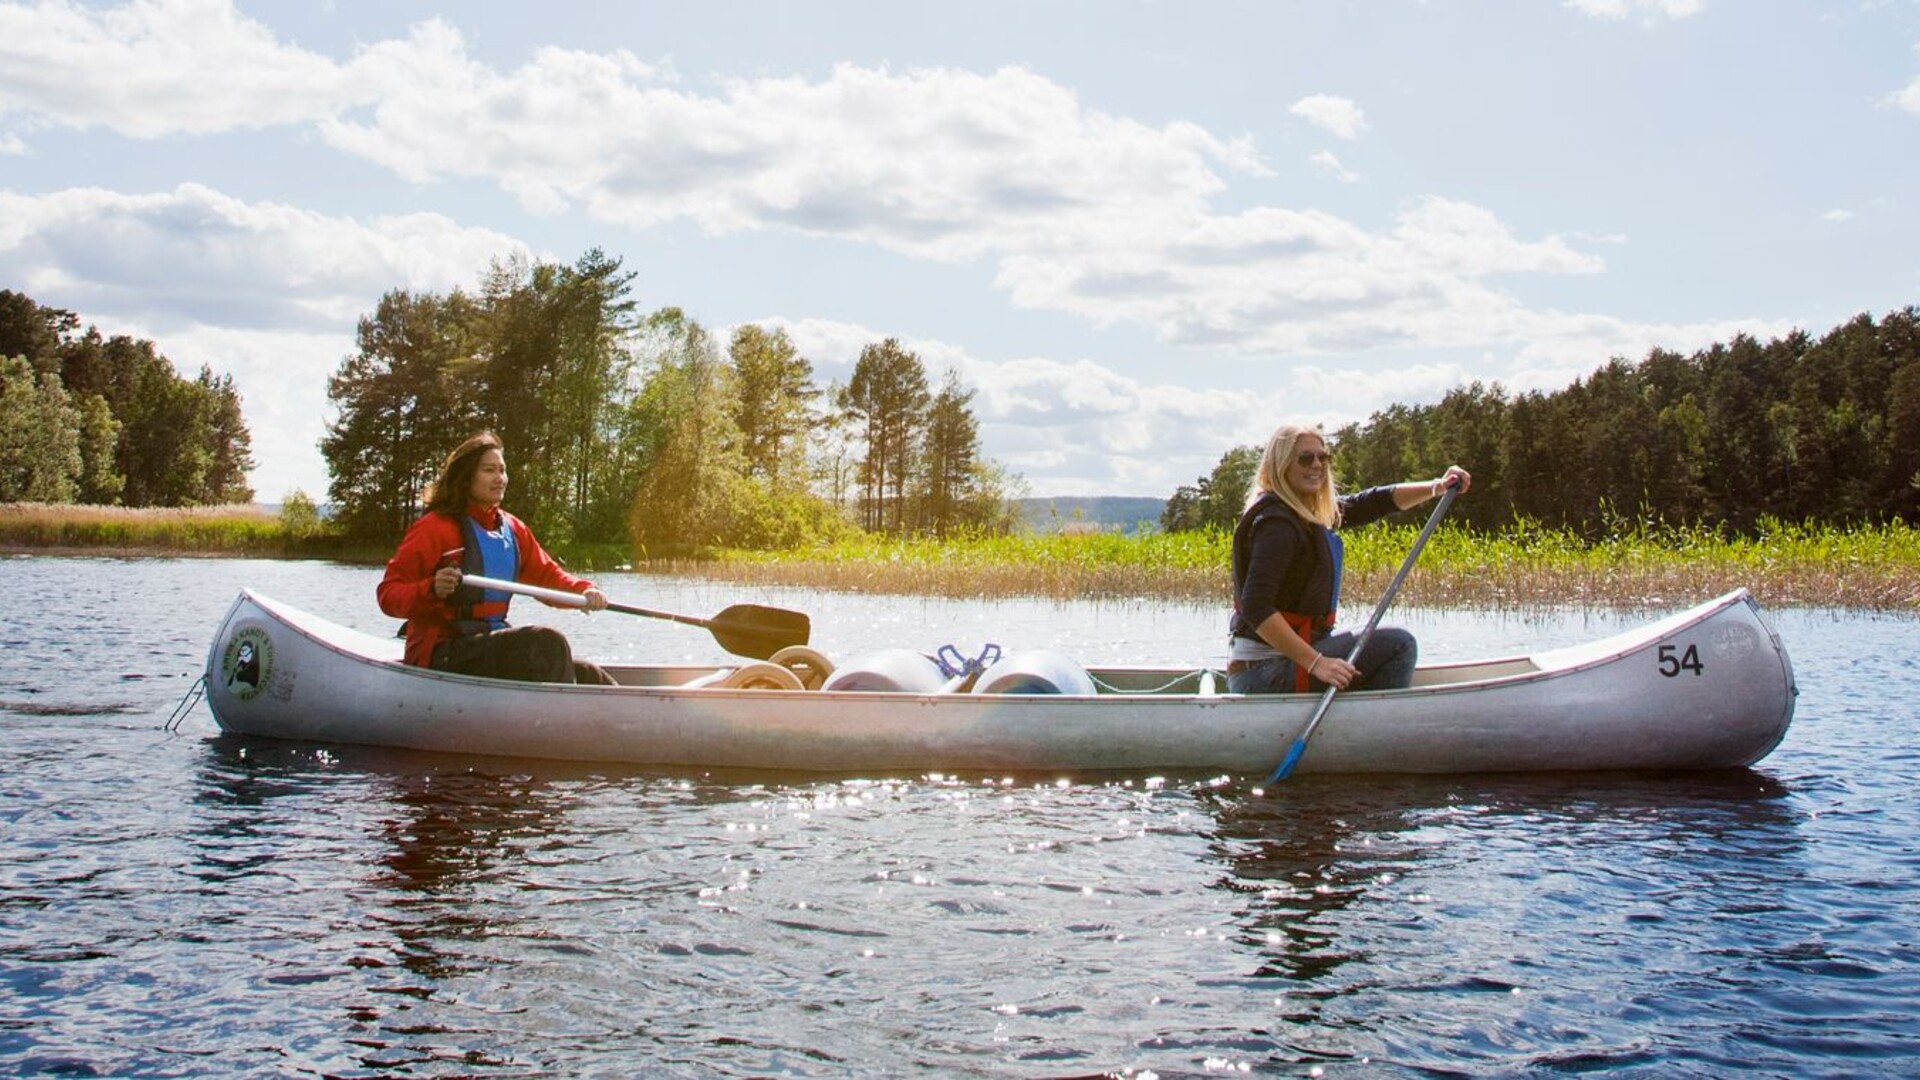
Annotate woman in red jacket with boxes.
[378,432,614,684]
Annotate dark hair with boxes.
[425,432,503,517]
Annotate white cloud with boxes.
[0,184,532,329]
[300,41,1625,362]
[1563,0,1705,21]
[1890,42,1920,114]
[0,2,1652,367]
[0,179,1792,502]
[943,354,1272,496]
[1896,79,1920,114]
[1309,149,1360,183]
[0,3,1809,500]
[321,55,1269,264]
[0,183,538,500]
[1289,94,1369,140]
[1821,208,1855,223]
[993,197,1607,356]
[0,0,363,136]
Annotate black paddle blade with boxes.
[705,604,810,660]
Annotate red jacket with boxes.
[377,505,595,668]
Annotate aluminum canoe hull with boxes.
[203,589,1796,775]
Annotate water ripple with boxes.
[2,558,1919,1075]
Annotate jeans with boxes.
[1227,626,1418,695]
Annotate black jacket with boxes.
[1230,486,1400,641]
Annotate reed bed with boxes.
[8,502,1916,610]
[0,502,291,555]
[662,518,1920,611]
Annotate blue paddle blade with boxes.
[1268,738,1308,783]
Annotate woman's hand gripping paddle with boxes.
[1266,478,1461,783]
[460,574,810,661]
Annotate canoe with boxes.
[203,588,1796,776]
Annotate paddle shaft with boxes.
[458,572,802,645]
[1267,479,1461,782]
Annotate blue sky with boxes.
[4,0,1919,502]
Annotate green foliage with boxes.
[322,287,477,538]
[0,354,83,502]
[73,391,122,505]
[277,488,325,540]
[317,258,1013,557]
[1175,308,1920,539]
[197,367,255,504]
[718,477,862,552]
[625,310,746,553]
[729,324,817,488]
[918,368,986,536]
[841,338,931,533]
[477,248,640,541]
[0,290,73,363]
[323,250,644,545]
[1161,444,1258,532]
[0,291,254,509]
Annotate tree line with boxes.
[1,290,253,506]
[1163,306,1920,536]
[322,249,1019,551]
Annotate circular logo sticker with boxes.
[1711,621,1757,662]
[221,624,275,700]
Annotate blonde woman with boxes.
[1227,424,1471,695]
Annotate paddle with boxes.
[1266,477,1462,783]
[460,573,810,661]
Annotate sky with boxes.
[3,0,1920,504]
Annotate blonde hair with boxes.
[1246,423,1340,528]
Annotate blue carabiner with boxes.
[936,642,1003,677]
[935,644,969,678]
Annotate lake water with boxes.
[2,555,1917,1077]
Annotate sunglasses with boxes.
[1294,450,1334,467]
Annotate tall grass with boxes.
[687,528,1228,599]
[0,502,293,554]
[8,502,1917,609]
[663,517,1920,610]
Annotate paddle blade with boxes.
[706,604,810,660]
[1267,738,1309,784]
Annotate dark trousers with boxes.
[432,626,616,685]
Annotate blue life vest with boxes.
[448,511,522,635]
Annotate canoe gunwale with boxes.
[205,587,1796,774]
[227,586,1766,703]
